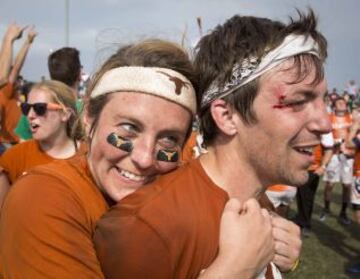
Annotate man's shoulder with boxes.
[118,160,202,212]
[111,158,227,234]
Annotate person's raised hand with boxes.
[26,25,38,44]
[5,23,27,42]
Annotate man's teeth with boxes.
[120,169,146,181]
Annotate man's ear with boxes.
[210,99,238,136]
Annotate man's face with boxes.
[236,59,331,187]
[329,93,338,103]
[334,98,347,114]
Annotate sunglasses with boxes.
[20,102,63,116]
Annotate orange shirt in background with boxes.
[0,140,87,183]
[308,144,322,171]
[0,83,21,143]
[330,113,354,155]
[0,155,108,278]
[267,184,289,192]
[330,113,352,140]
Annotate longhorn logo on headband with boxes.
[157,71,191,95]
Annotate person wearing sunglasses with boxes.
[0,80,84,208]
[20,101,63,116]
[14,47,83,142]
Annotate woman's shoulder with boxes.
[0,140,38,170]
[2,139,37,155]
[25,155,90,186]
[6,155,107,218]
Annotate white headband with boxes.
[201,34,321,108]
[91,66,197,115]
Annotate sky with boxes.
[0,0,359,90]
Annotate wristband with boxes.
[290,258,300,273]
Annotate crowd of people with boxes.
[0,7,358,278]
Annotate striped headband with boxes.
[91,66,197,115]
[201,34,321,108]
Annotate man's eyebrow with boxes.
[291,90,317,99]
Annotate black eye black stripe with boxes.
[107,133,133,153]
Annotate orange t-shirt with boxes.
[330,113,352,140]
[94,159,278,279]
[0,139,87,183]
[0,83,21,143]
[0,155,108,278]
[330,113,354,155]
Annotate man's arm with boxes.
[8,26,37,85]
[0,23,24,88]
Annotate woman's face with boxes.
[26,88,69,142]
[87,92,192,202]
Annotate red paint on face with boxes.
[273,95,289,109]
[273,86,289,109]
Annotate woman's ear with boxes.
[82,106,93,136]
[61,107,73,122]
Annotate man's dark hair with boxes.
[194,9,327,146]
[48,47,81,87]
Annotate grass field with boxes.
[286,181,360,279]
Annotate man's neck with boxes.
[199,139,263,203]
